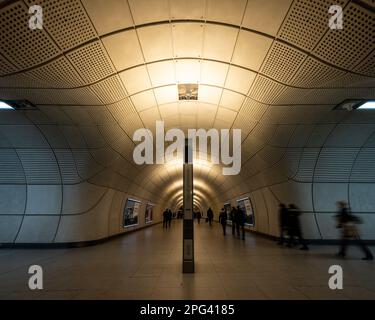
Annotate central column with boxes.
[183,138,194,273]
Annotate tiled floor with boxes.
[0,220,374,300]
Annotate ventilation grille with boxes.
[291,57,345,88]
[261,42,306,83]
[0,149,26,184]
[17,149,61,184]
[351,149,375,182]
[278,0,348,51]
[54,150,81,184]
[313,3,375,69]
[27,56,84,88]
[314,148,358,182]
[295,149,320,181]
[67,41,115,83]
[0,2,60,69]
[25,0,97,51]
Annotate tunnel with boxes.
[0,0,374,301]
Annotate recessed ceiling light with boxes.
[0,100,37,110]
[0,101,14,110]
[357,101,375,110]
[334,100,375,111]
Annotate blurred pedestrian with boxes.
[219,208,227,236]
[277,203,289,245]
[196,211,202,224]
[230,207,236,236]
[287,204,308,250]
[335,201,373,260]
[235,206,246,240]
[207,207,214,226]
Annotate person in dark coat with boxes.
[207,207,214,226]
[230,207,236,236]
[163,209,168,229]
[287,204,308,250]
[235,206,246,240]
[335,201,373,260]
[219,208,227,236]
[167,209,172,228]
[196,211,202,224]
[277,203,289,245]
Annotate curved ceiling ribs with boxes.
[0,0,374,213]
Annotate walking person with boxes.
[236,206,246,240]
[196,211,202,224]
[167,209,172,229]
[277,203,289,246]
[207,207,214,227]
[335,201,373,260]
[219,208,227,236]
[163,209,168,229]
[230,207,236,236]
[287,204,309,250]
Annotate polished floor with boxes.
[0,220,374,300]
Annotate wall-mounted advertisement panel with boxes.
[145,203,154,224]
[224,203,231,221]
[123,199,141,228]
[237,197,255,227]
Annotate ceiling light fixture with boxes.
[0,100,38,110]
[0,101,14,110]
[334,100,375,111]
[357,101,375,110]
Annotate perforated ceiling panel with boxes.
[90,76,127,104]
[261,41,307,83]
[0,1,60,69]
[278,0,348,51]
[24,0,97,51]
[27,56,84,88]
[291,57,345,88]
[354,51,375,77]
[66,41,116,83]
[0,53,17,76]
[249,76,286,104]
[313,3,375,69]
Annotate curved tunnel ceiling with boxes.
[0,0,374,214]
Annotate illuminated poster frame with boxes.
[145,203,154,224]
[236,197,255,227]
[123,198,141,228]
